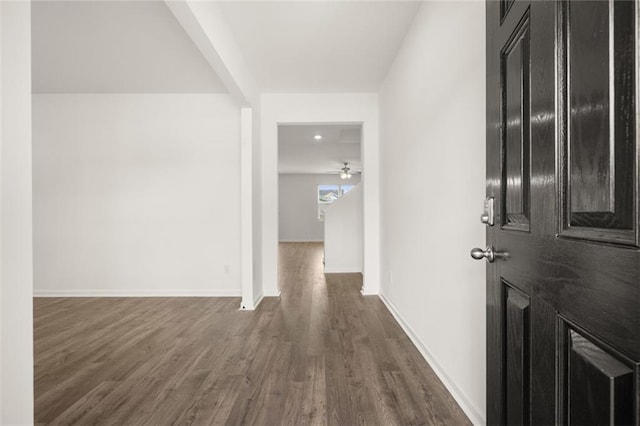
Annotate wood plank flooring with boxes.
[34,242,470,425]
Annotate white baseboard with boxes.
[379,293,485,425]
[253,292,264,309]
[239,290,264,311]
[278,239,323,243]
[324,267,362,274]
[34,289,242,297]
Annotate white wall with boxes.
[279,173,360,242]
[379,2,486,424]
[33,94,242,297]
[165,0,260,309]
[261,93,379,296]
[324,184,363,273]
[1,1,34,423]
[32,1,228,94]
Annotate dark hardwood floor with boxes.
[34,242,470,425]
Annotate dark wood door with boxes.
[484,0,639,424]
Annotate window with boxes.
[317,184,354,221]
[341,185,355,195]
[318,185,340,204]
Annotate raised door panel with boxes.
[499,231,640,360]
[501,0,515,22]
[561,326,635,425]
[560,0,637,245]
[501,12,531,232]
[504,284,531,425]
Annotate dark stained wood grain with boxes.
[501,0,515,22]
[504,32,524,217]
[501,13,531,231]
[529,296,555,426]
[486,0,640,424]
[567,328,634,425]
[562,0,637,240]
[505,287,530,426]
[486,2,508,423]
[35,242,470,425]
[568,0,613,215]
[498,231,639,359]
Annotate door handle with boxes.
[470,246,509,263]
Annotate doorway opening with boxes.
[277,123,364,288]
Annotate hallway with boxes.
[34,242,469,425]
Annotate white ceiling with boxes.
[216,1,421,92]
[32,1,421,94]
[32,1,228,93]
[31,1,417,174]
[278,124,361,174]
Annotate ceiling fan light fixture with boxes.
[340,162,352,179]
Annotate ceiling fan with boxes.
[335,162,361,179]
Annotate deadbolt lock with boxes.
[481,197,495,226]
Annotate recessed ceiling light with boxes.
[314,135,322,140]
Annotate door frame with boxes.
[259,94,381,298]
